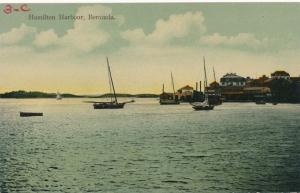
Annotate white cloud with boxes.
[121,11,269,50]
[60,5,114,52]
[61,24,109,52]
[200,33,268,48]
[121,11,206,45]
[33,29,59,47]
[121,28,146,44]
[31,5,121,52]
[0,23,36,45]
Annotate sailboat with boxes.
[56,91,62,100]
[191,57,214,110]
[93,57,126,109]
[159,72,180,105]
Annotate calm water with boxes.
[0,98,299,192]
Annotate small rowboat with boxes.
[20,112,43,117]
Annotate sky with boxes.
[0,3,300,94]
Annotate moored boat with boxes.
[93,57,126,109]
[192,103,214,110]
[191,56,214,111]
[159,72,180,105]
[160,98,180,105]
[56,92,62,100]
[255,100,266,105]
[93,102,125,109]
[20,112,43,117]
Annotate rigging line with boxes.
[107,57,118,103]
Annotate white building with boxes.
[220,73,246,87]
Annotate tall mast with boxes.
[203,56,208,89]
[171,72,176,95]
[106,57,118,103]
[107,64,113,102]
[203,56,209,102]
[213,67,216,82]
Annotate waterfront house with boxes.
[176,85,194,102]
[246,75,270,87]
[243,87,272,101]
[220,73,246,87]
[209,81,220,88]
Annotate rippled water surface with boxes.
[0,98,300,192]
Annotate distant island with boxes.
[0,90,159,99]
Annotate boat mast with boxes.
[106,57,118,103]
[203,56,208,89]
[213,67,216,82]
[107,65,113,102]
[171,72,176,96]
[203,56,209,101]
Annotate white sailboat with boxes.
[191,57,214,110]
[56,91,62,100]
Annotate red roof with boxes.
[210,81,220,87]
[179,85,194,90]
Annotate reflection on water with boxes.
[0,98,300,192]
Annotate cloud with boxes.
[121,11,206,45]
[0,23,36,45]
[60,24,110,52]
[200,33,268,48]
[32,5,123,52]
[33,29,59,47]
[58,5,113,52]
[121,11,269,50]
[120,28,146,44]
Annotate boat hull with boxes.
[159,99,180,105]
[20,112,43,117]
[93,102,125,109]
[192,105,214,111]
[255,100,266,105]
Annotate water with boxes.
[0,98,300,192]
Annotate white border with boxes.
[1,0,300,3]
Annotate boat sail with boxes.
[191,57,214,110]
[56,91,62,100]
[93,57,126,109]
[159,72,180,105]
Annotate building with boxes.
[176,85,194,102]
[271,71,290,80]
[290,77,300,102]
[243,87,272,101]
[178,85,193,94]
[243,87,271,95]
[209,81,220,88]
[246,75,270,87]
[220,73,246,87]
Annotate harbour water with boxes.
[0,98,299,192]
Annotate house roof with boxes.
[220,73,246,82]
[271,71,290,77]
[179,85,194,90]
[222,73,245,79]
[258,75,269,81]
[210,81,220,87]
